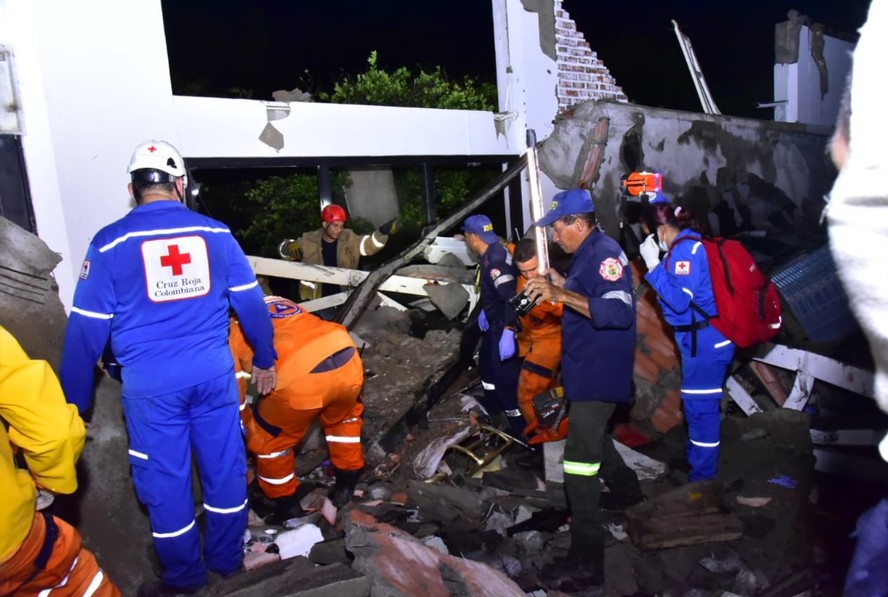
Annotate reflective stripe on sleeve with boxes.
[691,241,702,255]
[681,387,723,395]
[128,449,149,460]
[681,288,694,298]
[37,554,79,596]
[493,274,515,288]
[504,409,522,418]
[81,570,105,597]
[230,281,259,292]
[601,290,632,305]
[714,339,732,348]
[153,519,196,539]
[71,307,113,320]
[563,460,601,477]
[481,381,495,390]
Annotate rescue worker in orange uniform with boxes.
[0,325,120,597]
[512,238,563,430]
[229,296,364,524]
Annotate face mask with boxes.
[657,229,669,252]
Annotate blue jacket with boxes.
[60,201,274,414]
[479,242,518,329]
[645,229,730,351]
[561,230,636,403]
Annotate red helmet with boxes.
[321,204,347,223]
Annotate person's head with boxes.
[462,214,499,256]
[534,189,597,254]
[321,204,347,242]
[513,237,541,280]
[642,196,701,250]
[127,140,187,204]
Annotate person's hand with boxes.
[251,364,276,395]
[639,234,661,271]
[278,239,301,261]
[524,277,559,304]
[478,309,489,332]
[378,218,399,236]
[498,328,516,361]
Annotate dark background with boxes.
[161,0,871,118]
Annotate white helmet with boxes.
[127,140,186,184]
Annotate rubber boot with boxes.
[329,468,362,507]
[263,492,306,526]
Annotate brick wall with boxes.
[555,2,628,110]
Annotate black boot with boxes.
[329,468,362,507]
[263,492,307,526]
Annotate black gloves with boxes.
[378,217,399,236]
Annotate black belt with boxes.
[673,320,709,333]
[21,511,59,587]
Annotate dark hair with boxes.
[132,180,177,203]
[513,237,537,263]
[642,202,702,233]
[558,212,597,228]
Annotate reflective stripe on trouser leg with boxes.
[561,401,616,573]
[188,374,248,577]
[122,391,206,589]
[682,397,721,482]
[322,398,364,472]
[680,336,732,482]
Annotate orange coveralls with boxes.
[515,275,563,427]
[229,297,364,499]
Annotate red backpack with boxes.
[671,236,782,348]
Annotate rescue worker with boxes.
[524,189,643,589]
[60,140,276,596]
[0,325,120,596]
[462,214,524,439]
[279,204,397,311]
[229,296,364,524]
[512,238,563,430]
[639,198,734,482]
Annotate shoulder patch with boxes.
[674,260,691,276]
[490,267,501,279]
[599,257,623,282]
[80,260,91,280]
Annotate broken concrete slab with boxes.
[406,479,483,525]
[201,558,369,596]
[344,510,526,597]
[625,481,743,550]
[422,281,470,320]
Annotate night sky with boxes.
[161,0,871,118]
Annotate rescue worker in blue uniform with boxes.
[524,189,642,590]
[639,197,734,482]
[462,214,524,438]
[60,140,276,597]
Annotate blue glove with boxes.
[478,309,489,332]
[498,328,516,361]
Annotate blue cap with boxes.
[535,189,595,227]
[463,214,499,243]
[648,192,670,205]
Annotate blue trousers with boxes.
[122,373,247,588]
[677,328,734,481]
[479,327,523,438]
[845,498,888,596]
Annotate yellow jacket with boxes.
[0,326,86,562]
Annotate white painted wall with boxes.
[492,0,561,233]
[774,25,854,127]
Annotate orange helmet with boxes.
[321,204,347,223]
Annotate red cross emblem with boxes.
[160,244,191,276]
[675,260,691,275]
[147,145,157,152]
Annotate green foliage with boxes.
[238,174,321,256]
[319,51,496,111]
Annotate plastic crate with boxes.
[770,245,859,343]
